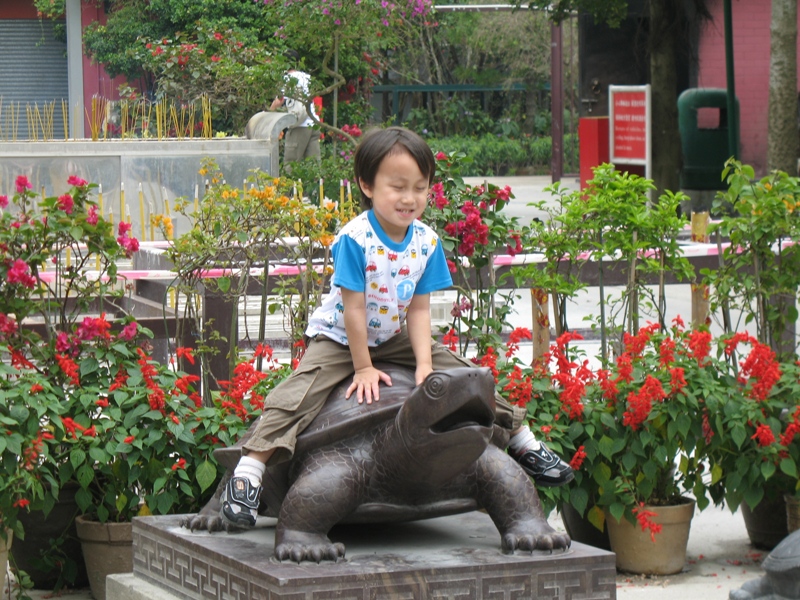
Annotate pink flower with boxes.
[87,204,99,225]
[57,194,74,214]
[6,259,36,288]
[435,151,447,161]
[118,221,132,236]
[15,175,32,194]
[55,332,71,352]
[118,321,138,341]
[0,195,7,209]
[67,175,87,187]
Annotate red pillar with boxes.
[578,117,609,189]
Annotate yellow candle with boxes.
[347,180,352,206]
[65,247,71,268]
[163,187,170,216]
[138,183,146,241]
[319,178,324,203]
[194,184,199,215]
[120,182,125,225]
[149,202,155,241]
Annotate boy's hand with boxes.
[346,366,392,404]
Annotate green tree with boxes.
[767,0,798,173]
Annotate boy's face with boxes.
[359,150,429,242]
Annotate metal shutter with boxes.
[0,19,68,140]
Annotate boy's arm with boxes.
[341,288,392,404]
[406,293,434,386]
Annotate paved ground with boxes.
[3,175,782,600]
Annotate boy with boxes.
[221,127,572,528]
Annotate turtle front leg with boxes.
[275,451,363,563]
[474,446,571,553]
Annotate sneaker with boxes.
[510,442,575,487]
[220,476,262,528]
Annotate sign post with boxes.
[609,85,651,181]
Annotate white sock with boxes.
[508,428,541,453]
[233,455,266,487]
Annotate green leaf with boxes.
[731,424,747,449]
[71,448,86,470]
[780,457,798,478]
[569,488,589,514]
[587,505,606,533]
[597,435,616,460]
[76,464,95,488]
[196,460,217,493]
[80,357,99,377]
[711,463,723,485]
[217,277,231,293]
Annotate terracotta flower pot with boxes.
[0,529,12,596]
[605,499,695,575]
[75,516,132,600]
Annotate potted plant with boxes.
[700,331,800,548]
[510,320,717,575]
[51,319,283,599]
[0,173,126,596]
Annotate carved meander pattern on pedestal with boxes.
[131,516,617,600]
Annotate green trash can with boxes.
[678,88,739,190]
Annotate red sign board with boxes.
[610,87,649,164]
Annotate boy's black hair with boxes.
[353,126,436,210]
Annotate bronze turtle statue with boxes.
[183,364,571,562]
[730,528,800,600]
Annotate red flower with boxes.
[687,330,712,365]
[176,346,195,365]
[123,435,135,444]
[751,423,776,447]
[67,175,87,187]
[13,498,30,509]
[442,328,459,351]
[569,445,587,470]
[171,458,187,471]
[96,398,109,408]
[632,503,663,542]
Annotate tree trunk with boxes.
[767,0,798,174]
[649,0,682,198]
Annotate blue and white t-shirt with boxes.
[306,210,452,346]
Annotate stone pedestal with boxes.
[121,512,616,599]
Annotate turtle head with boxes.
[396,367,496,479]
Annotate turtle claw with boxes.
[501,522,571,554]
[274,530,347,563]
[275,541,346,563]
[181,513,231,533]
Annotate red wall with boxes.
[81,1,128,107]
[698,0,800,175]
[0,0,38,18]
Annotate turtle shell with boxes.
[762,528,800,573]
[214,363,419,516]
